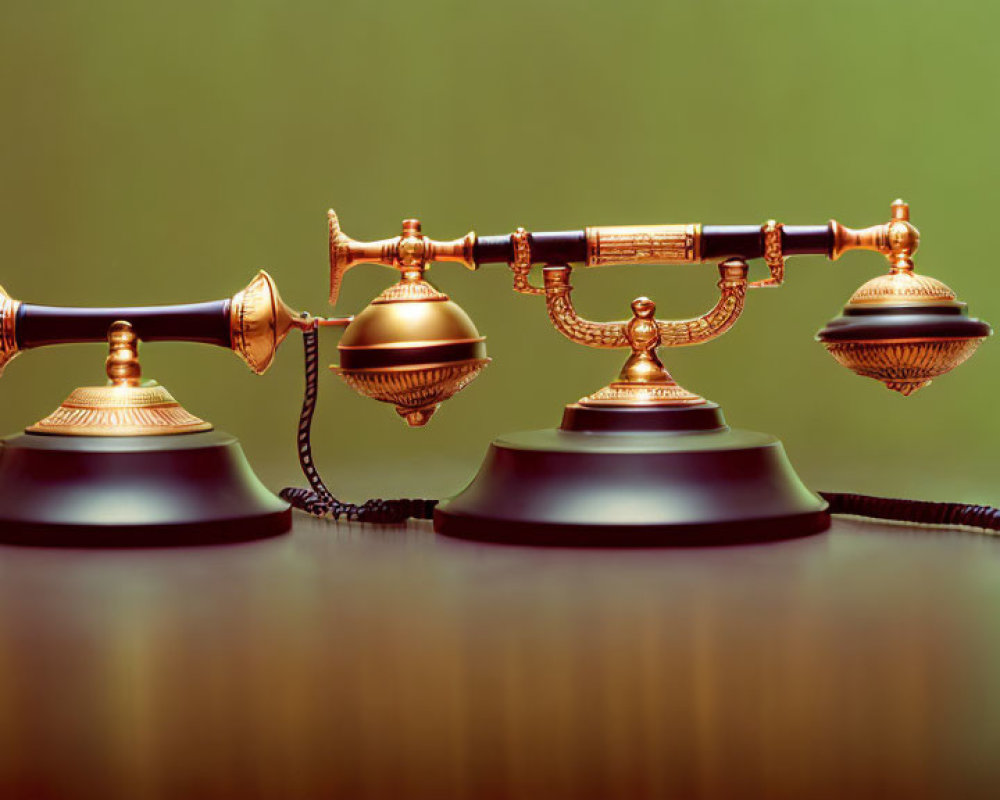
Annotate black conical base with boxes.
[0,430,290,547]
[434,403,830,547]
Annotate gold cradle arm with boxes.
[541,259,750,351]
[658,259,749,346]
[541,266,629,348]
[538,259,750,407]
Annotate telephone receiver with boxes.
[1,271,316,385]
[323,199,987,410]
[0,200,992,546]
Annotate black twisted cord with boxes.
[279,323,437,524]
[820,492,1000,533]
[276,324,999,535]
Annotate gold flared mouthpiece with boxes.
[817,201,991,395]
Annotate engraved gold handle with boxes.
[584,224,702,266]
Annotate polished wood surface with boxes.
[1,515,998,799]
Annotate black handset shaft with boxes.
[473,225,832,265]
[16,300,233,349]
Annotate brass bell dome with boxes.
[817,269,990,395]
[332,278,489,426]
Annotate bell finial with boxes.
[106,321,141,387]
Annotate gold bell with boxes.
[326,214,489,425]
[817,201,991,394]
[328,215,489,426]
[332,277,489,426]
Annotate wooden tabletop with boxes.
[0,515,998,799]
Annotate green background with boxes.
[0,0,996,504]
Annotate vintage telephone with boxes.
[0,199,993,546]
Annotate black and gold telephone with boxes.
[0,199,992,546]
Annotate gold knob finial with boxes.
[397,217,428,282]
[105,321,141,387]
[886,199,919,272]
[619,297,668,384]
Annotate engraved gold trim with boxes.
[542,260,748,351]
[585,223,701,266]
[332,358,490,427]
[542,267,628,349]
[846,271,957,306]
[542,260,748,407]
[27,321,212,436]
[822,336,985,396]
[580,382,705,407]
[370,278,448,304]
[230,270,307,375]
[579,295,705,407]
[27,385,213,436]
[750,219,785,287]
[0,284,21,377]
[510,227,544,295]
[658,259,748,346]
[579,297,705,407]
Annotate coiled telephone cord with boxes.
[279,324,437,524]
[819,492,1000,533]
[281,326,1000,533]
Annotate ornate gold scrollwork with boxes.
[542,260,749,350]
[27,321,213,436]
[658,258,749,345]
[540,260,749,406]
[510,227,544,295]
[750,219,785,288]
[541,266,628,349]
